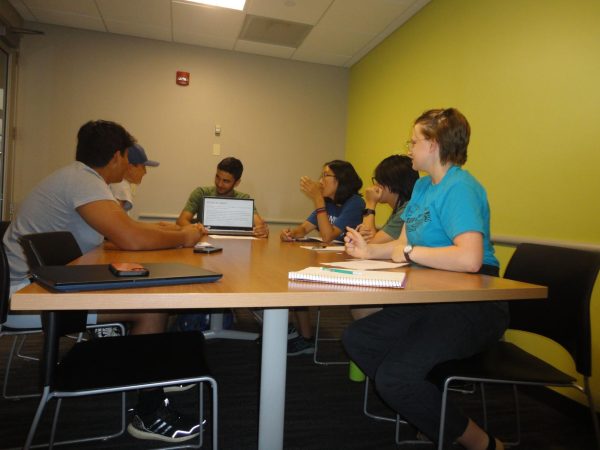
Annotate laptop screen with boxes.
[202,197,254,231]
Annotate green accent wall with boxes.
[346,0,600,407]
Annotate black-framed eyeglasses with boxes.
[320,173,336,179]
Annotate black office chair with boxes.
[20,231,218,445]
[0,221,45,400]
[24,310,218,449]
[428,243,600,449]
[19,231,126,338]
[2,231,125,403]
[20,231,88,268]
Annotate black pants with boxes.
[342,267,508,446]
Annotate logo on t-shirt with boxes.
[405,205,431,232]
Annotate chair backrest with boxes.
[19,231,83,268]
[18,231,88,387]
[504,243,600,376]
[0,221,11,324]
[0,221,10,239]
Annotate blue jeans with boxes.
[343,300,508,446]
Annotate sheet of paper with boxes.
[320,259,408,270]
[209,235,257,240]
[300,245,345,252]
[294,236,343,244]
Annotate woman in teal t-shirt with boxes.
[343,108,507,450]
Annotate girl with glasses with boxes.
[280,160,364,355]
[351,154,419,320]
[358,154,419,244]
[342,108,506,450]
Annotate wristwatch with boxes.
[403,244,414,263]
[363,208,376,216]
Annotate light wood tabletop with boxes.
[10,236,547,450]
[11,236,546,311]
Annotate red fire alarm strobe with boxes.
[176,71,190,86]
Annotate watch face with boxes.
[404,245,413,254]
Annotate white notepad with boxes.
[288,266,406,289]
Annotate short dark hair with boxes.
[217,157,244,181]
[373,155,419,205]
[414,108,470,165]
[325,160,363,204]
[76,120,135,167]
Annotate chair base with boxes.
[25,378,218,450]
[313,308,349,366]
[2,333,42,400]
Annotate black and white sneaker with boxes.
[127,399,201,443]
[91,326,122,338]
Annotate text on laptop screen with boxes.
[202,197,254,229]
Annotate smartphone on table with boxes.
[193,245,223,254]
[109,262,150,277]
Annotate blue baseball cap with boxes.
[127,144,159,167]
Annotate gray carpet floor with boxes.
[1,307,598,449]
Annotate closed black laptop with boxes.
[31,263,222,292]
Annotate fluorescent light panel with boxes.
[183,0,246,11]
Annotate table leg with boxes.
[258,308,288,450]
[202,312,259,341]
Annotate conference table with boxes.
[11,236,547,450]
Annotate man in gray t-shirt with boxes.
[3,120,203,444]
[5,161,114,288]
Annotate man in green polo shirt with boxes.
[176,156,269,237]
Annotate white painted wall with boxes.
[11,23,349,223]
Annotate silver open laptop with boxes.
[201,196,255,236]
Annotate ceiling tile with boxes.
[246,0,332,25]
[19,0,99,16]
[235,39,295,58]
[9,0,430,68]
[104,20,172,42]
[291,50,349,67]
[26,12,104,32]
[175,32,236,50]
[297,24,372,57]
[319,0,414,35]
[239,15,312,48]
[17,0,105,31]
[98,0,171,41]
[172,1,244,49]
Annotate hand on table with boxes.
[280,228,294,242]
[181,224,205,247]
[253,222,269,238]
[356,224,376,242]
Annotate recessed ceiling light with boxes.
[183,0,246,11]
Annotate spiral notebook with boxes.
[288,266,406,289]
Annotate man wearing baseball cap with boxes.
[110,143,159,213]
